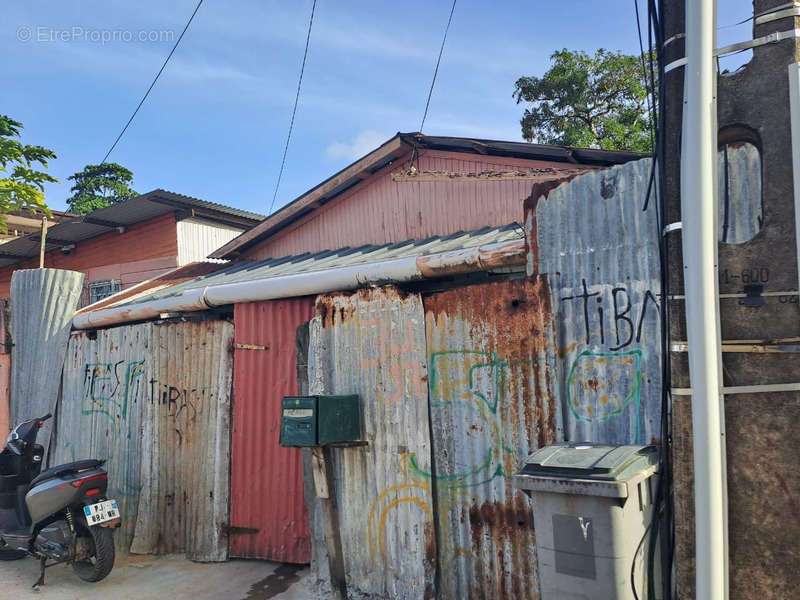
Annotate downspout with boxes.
[682,1,727,599]
[72,239,526,330]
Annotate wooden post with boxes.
[311,446,348,600]
[38,216,48,268]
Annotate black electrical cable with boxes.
[631,1,674,598]
[419,0,457,132]
[651,1,675,598]
[268,0,317,216]
[101,0,204,164]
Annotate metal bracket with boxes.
[716,28,800,57]
[665,57,688,73]
[663,221,682,234]
[671,383,800,395]
[755,2,800,25]
[233,343,269,351]
[666,24,800,71]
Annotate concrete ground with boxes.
[0,553,314,600]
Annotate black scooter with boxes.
[0,413,120,587]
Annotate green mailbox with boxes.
[279,395,361,447]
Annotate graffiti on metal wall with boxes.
[365,348,551,570]
[408,350,540,488]
[558,278,660,443]
[83,360,145,425]
[82,359,214,440]
[357,317,427,405]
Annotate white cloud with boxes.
[325,130,390,160]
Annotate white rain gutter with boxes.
[682,1,728,599]
[72,239,526,330]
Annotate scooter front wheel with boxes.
[73,525,115,582]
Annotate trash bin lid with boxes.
[519,443,658,481]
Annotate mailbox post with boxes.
[280,395,363,600]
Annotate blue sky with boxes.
[3,1,753,216]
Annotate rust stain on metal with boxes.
[309,286,435,598]
[423,276,557,599]
[416,240,526,278]
[391,167,587,183]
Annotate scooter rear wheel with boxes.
[73,525,115,582]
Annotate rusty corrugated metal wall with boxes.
[531,158,663,444]
[309,287,436,600]
[56,325,151,552]
[423,277,559,600]
[130,320,233,561]
[56,320,233,560]
[229,298,314,563]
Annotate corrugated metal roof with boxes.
[0,190,263,268]
[212,132,645,259]
[408,133,648,166]
[75,262,227,314]
[81,224,525,312]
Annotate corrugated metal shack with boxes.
[52,138,650,597]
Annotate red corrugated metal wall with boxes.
[241,150,588,260]
[230,297,315,562]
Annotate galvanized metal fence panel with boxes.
[533,158,663,444]
[229,298,314,563]
[11,269,84,452]
[309,287,435,600]
[718,142,762,244]
[131,320,233,561]
[423,277,559,600]
[55,324,152,552]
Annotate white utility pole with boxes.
[681,1,727,599]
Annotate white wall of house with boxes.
[177,217,244,265]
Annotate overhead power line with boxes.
[100,0,204,164]
[419,0,457,133]
[269,0,317,215]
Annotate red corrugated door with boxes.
[230,298,314,562]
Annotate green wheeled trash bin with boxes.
[513,443,660,600]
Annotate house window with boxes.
[88,279,121,305]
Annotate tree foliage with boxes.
[513,49,654,152]
[0,115,56,229]
[66,163,138,214]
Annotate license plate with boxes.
[83,500,120,525]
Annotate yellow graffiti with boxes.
[366,481,432,570]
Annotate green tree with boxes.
[0,115,56,229]
[66,163,137,214]
[513,49,654,152]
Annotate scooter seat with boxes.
[30,460,105,488]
